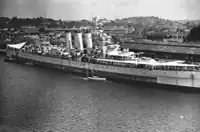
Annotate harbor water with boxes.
[0,55,200,132]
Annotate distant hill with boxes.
[0,16,199,30]
[113,17,186,31]
[1,16,200,42]
[100,17,179,35]
[101,17,200,34]
[115,16,174,26]
[0,17,93,28]
[115,16,200,27]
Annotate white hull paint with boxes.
[17,52,200,88]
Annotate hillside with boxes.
[0,16,199,30]
[1,16,200,42]
[113,17,189,32]
[116,16,175,27]
[0,17,94,28]
[102,17,200,34]
[104,17,200,41]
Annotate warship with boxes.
[4,28,200,89]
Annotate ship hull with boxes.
[8,52,200,89]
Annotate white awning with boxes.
[7,42,27,49]
[107,51,119,56]
[119,52,135,57]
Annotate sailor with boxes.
[191,72,195,79]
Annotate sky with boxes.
[0,0,200,20]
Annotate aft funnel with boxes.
[84,33,93,49]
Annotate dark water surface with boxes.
[0,55,200,132]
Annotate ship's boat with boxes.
[87,76,106,81]
[85,65,106,81]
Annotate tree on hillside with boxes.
[185,25,200,42]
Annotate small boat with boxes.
[87,76,106,81]
[25,62,34,66]
[81,77,89,80]
[4,57,14,62]
[84,63,106,81]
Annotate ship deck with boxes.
[96,58,200,67]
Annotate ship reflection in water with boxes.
[0,55,200,132]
